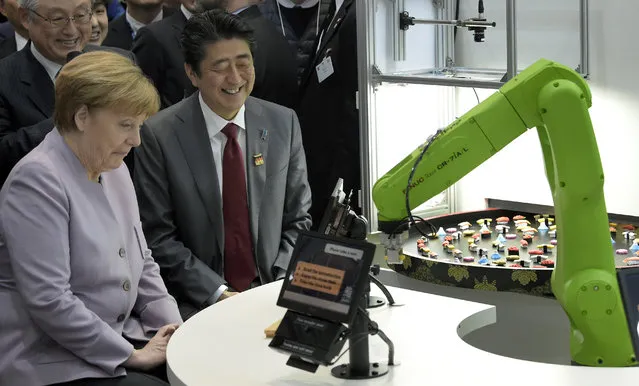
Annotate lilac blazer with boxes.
[0,129,182,385]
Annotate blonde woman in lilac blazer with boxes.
[0,51,182,386]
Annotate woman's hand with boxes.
[124,323,179,370]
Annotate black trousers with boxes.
[49,339,169,386]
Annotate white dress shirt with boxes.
[233,6,250,14]
[198,93,247,193]
[126,9,163,38]
[198,93,249,301]
[14,32,27,51]
[180,4,193,20]
[30,44,62,82]
[334,0,345,17]
[277,0,319,8]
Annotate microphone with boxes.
[66,51,83,63]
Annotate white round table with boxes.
[167,281,639,385]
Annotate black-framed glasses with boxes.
[29,8,93,28]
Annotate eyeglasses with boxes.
[29,8,93,28]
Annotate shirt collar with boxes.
[277,0,319,8]
[198,92,246,140]
[180,4,193,20]
[233,6,250,14]
[126,9,163,36]
[30,43,63,82]
[14,31,28,51]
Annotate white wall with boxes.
[452,0,639,216]
[372,0,437,73]
[371,0,456,211]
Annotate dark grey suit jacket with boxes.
[134,94,312,319]
[0,22,16,59]
[131,10,188,109]
[102,7,176,50]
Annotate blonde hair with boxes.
[54,51,160,133]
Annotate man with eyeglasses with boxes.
[0,0,135,186]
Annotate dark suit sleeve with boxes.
[0,118,53,186]
[0,89,12,138]
[273,111,312,272]
[132,28,166,106]
[134,124,226,309]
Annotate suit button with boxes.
[123,280,131,291]
[117,314,125,323]
[119,248,126,258]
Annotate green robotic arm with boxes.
[372,59,636,367]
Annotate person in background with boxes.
[89,0,110,45]
[102,0,175,50]
[107,0,124,20]
[0,51,182,386]
[232,0,298,108]
[0,0,28,58]
[134,10,311,320]
[131,0,218,108]
[0,0,136,187]
[297,0,360,229]
[133,0,297,109]
[258,0,330,86]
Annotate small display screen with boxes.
[277,231,374,323]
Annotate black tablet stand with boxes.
[331,297,395,379]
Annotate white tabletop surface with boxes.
[167,281,639,386]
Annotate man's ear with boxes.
[184,62,200,89]
[18,7,30,32]
[74,105,90,132]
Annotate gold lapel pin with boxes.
[253,153,264,166]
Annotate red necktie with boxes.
[221,123,257,291]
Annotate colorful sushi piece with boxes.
[496,216,509,224]
[458,221,472,230]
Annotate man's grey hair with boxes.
[18,0,38,10]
